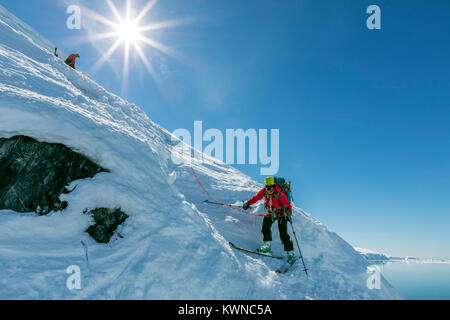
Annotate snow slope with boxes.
[0,5,401,299]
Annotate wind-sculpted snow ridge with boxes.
[0,5,401,299]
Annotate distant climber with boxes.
[65,53,80,69]
[242,177,295,264]
[54,48,58,57]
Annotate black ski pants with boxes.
[261,215,294,252]
[65,59,75,69]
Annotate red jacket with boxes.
[247,185,292,212]
[67,54,78,64]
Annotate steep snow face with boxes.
[0,5,401,299]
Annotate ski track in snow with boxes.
[0,5,401,299]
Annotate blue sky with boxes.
[2,0,449,259]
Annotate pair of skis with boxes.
[228,242,296,274]
[204,201,308,275]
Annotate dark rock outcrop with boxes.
[84,208,129,243]
[0,135,108,215]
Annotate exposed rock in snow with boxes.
[84,208,129,243]
[0,135,107,215]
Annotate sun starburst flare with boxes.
[82,0,186,92]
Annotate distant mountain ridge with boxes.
[354,247,450,264]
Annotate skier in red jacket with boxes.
[65,53,80,69]
[242,177,295,263]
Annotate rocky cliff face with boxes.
[0,135,108,215]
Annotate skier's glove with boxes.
[282,207,292,222]
[242,202,250,210]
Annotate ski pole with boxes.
[288,216,309,277]
[203,200,248,209]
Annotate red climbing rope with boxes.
[190,166,266,224]
[158,127,265,224]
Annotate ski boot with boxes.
[257,241,272,255]
[287,251,295,264]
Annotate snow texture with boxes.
[0,5,401,299]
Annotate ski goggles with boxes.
[266,184,275,190]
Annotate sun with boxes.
[116,20,139,44]
[83,0,186,91]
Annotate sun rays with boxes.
[82,0,185,92]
